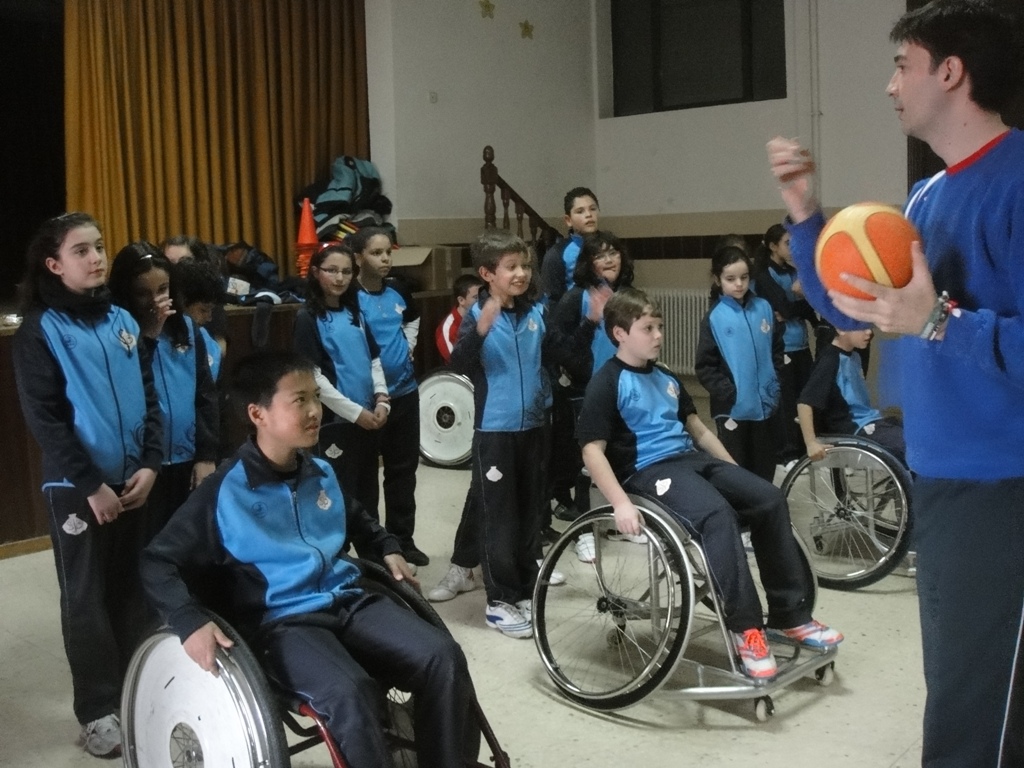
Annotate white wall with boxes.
[594,0,908,225]
[368,0,911,243]
[367,0,596,241]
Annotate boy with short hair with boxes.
[797,327,905,464]
[449,230,552,638]
[140,350,478,767]
[540,186,600,305]
[577,287,843,679]
[436,273,484,363]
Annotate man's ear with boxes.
[939,55,966,91]
[564,213,573,232]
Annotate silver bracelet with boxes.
[919,291,956,341]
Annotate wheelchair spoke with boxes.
[535,511,689,708]
[783,444,912,590]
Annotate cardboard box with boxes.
[389,245,468,293]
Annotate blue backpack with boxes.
[313,156,383,224]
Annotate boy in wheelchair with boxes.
[140,350,478,768]
[797,326,906,465]
[577,288,843,680]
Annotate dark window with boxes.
[612,0,786,117]
[0,0,64,302]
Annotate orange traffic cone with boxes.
[295,197,318,277]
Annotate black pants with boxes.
[856,418,906,467]
[44,480,149,724]
[260,593,479,768]
[715,416,779,483]
[317,420,381,519]
[914,477,1024,768]
[147,461,194,544]
[451,463,481,570]
[475,428,545,605]
[626,454,812,632]
[378,390,419,548]
[776,347,813,464]
[545,388,581,510]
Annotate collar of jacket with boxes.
[237,437,327,489]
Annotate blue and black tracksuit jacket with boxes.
[448,290,552,432]
[695,293,783,422]
[357,278,418,398]
[140,439,402,643]
[151,316,218,465]
[13,302,163,494]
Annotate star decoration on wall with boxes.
[520,19,534,39]
[479,0,494,19]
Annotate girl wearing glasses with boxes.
[546,231,636,537]
[293,243,390,517]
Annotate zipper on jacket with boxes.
[292,488,329,592]
[91,321,129,481]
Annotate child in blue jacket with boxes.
[449,230,553,639]
[140,351,478,767]
[13,213,163,758]
[696,245,783,482]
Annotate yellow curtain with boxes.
[65,0,368,276]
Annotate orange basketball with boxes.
[814,203,918,300]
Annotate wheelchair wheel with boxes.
[534,506,693,710]
[122,618,289,768]
[781,437,913,590]
[357,560,490,768]
[419,370,474,467]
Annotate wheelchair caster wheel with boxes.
[815,662,835,687]
[754,696,775,722]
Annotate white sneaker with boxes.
[607,531,648,545]
[576,532,597,563]
[537,559,565,586]
[427,564,476,602]
[485,602,533,638]
[79,713,121,758]
[516,598,533,622]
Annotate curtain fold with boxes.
[65,0,368,276]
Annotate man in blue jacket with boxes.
[767,1,1024,764]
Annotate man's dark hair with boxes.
[891,0,1024,113]
[230,350,316,416]
[452,273,485,301]
[563,186,599,215]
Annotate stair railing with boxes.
[480,145,561,258]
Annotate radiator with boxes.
[640,288,710,375]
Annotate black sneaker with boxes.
[540,526,561,546]
[402,545,430,566]
[552,503,577,522]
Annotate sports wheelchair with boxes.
[419,369,474,468]
[121,559,510,767]
[533,494,837,721]
[779,434,913,590]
